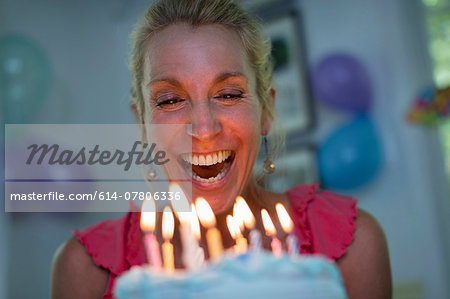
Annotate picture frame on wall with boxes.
[254,0,314,135]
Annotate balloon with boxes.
[0,34,52,123]
[311,53,372,113]
[318,115,381,190]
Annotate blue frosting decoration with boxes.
[114,252,348,299]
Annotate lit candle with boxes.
[236,196,261,250]
[189,204,206,269]
[162,206,175,272]
[169,183,204,270]
[169,183,191,224]
[276,203,298,257]
[190,204,201,241]
[140,199,162,269]
[261,209,282,257]
[195,197,223,261]
[226,215,247,254]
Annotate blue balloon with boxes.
[318,115,381,190]
[311,53,372,113]
[0,34,52,123]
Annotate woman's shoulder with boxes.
[286,183,358,259]
[50,236,109,299]
[285,184,391,297]
[73,212,146,273]
[338,208,392,298]
[51,212,146,298]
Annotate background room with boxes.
[1,0,449,298]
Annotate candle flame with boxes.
[162,206,174,240]
[140,197,156,232]
[169,183,191,225]
[232,202,245,232]
[226,215,242,239]
[275,203,294,233]
[261,209,276,236]
[190,204,201,240]
[195,197,216,228]
[236,196,255,229]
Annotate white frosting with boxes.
[114,252,348,299]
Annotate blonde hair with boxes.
[129,0,274,125]
[129,0,284,176]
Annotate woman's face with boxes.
[143,23,271,214]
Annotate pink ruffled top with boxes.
[73,183,357,299]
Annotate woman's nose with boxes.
[188,101,221,141]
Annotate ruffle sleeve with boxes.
[73,212,147,298]
[286,183,357,260]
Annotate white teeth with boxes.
[181,150,232,166]
[191,162,230,183]
[179,150,233,183]
[206,155,212,165]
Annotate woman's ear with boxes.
[261,87,276,135]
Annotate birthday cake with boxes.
[114,251,348,299]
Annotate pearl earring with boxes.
[145,165,158,181]
[262,136,275,174]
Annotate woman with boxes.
[51,0,392,298]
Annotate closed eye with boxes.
[155,97,186,110]
[213,91,245,104]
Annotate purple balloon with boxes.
[311,53,372,113]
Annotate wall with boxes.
[0,0,142,298]
[298,0,449,298]
[1,0,449,298]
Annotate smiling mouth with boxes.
[180,150,235,183]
